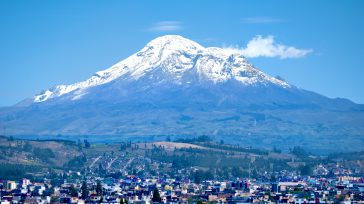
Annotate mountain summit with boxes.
[33,35,289,103]
[1,35,363,153]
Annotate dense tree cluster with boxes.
[33,148,55,163]
[0,163,41,180]
[152,188,161,202]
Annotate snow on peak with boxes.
[146,35,205,51]
[33,35,290,103]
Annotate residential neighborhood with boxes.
[1,173,364,203]
[1,136,364,203]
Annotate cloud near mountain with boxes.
[224,35,313,59]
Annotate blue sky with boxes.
[1,0,364,106]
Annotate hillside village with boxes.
[0,136,364,203]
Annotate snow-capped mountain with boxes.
[33,35,289,103]
[1,35,363,153]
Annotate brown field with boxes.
[0,137,81,167]
[140,141,208,151]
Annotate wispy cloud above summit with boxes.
[149,21,183,32]
[224,35,312,59]
[241,17,283,24]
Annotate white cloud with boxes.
[224,35,312,59]
[241,17,282,24]
[149,21,182,32]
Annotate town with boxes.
[0,136,364,203]
[1,170,364,203]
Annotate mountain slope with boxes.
[1,35,363,153]
[31,35,289,103]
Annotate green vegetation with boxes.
[84,139,91,148]
[81,181,89,199]
[146,142,291,180]
[0,136,362,181]
[193,169,214,183]
[96,181,102,196]
[66,155,87,169]
[33,147,55,163]
[291,146,309,158]
[152,188,161,203]
[0,163,41,180]
[175,135,212,143]
[299,164,313,176]
[69,184,78,197]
